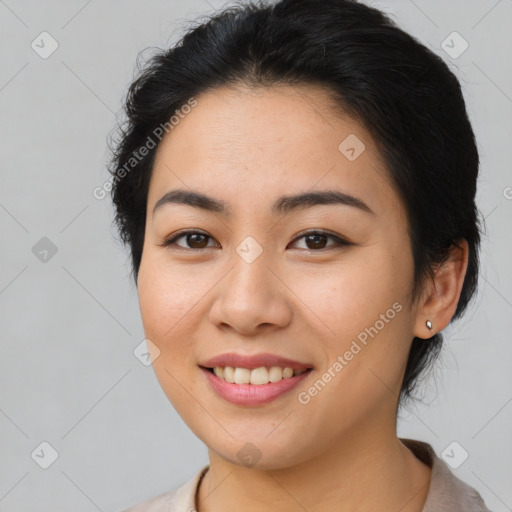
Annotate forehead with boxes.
[148,84,397,217]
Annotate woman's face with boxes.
[137,84,422,469]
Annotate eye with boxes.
[159,230,218,250]
[159,229,351,252]
[289,230,351,251]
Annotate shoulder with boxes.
[427,455,492,512]
[119,465,209,512]
[401,438,493,512]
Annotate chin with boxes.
[204,431,315,470]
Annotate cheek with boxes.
[137,252,208,343]
[136,254,206,409]
[293,246,414,396]
[294,248,412,338]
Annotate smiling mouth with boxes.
[200,365,313,385]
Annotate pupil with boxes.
[189,234,207,248]
[307,234,326,249]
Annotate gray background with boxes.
[1,0,511,510]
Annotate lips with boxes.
[200,366,313,406]
[199,352,314,371]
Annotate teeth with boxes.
[234,367,251,384]
[212,366,308,385]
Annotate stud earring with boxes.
[426,320,433,331]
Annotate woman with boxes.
[109,0,492,510]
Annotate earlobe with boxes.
[414,240,469,339]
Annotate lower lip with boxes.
[200,367,312,406]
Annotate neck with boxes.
[196,424,431,512]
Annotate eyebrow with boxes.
[152,188,374,217]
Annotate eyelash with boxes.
[158,229,352,252]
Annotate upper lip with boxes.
[199,352,313,370]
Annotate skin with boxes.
[137,84,469,512]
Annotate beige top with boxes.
[121,438,492,511]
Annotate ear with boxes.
[413,240,469,339]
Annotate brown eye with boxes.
[290,230,351,251]
[304,233,329,250]
[160,230,218,250]
[183,233,210,249]
[160,229,350,252]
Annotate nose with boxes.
[208,246,293,336]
